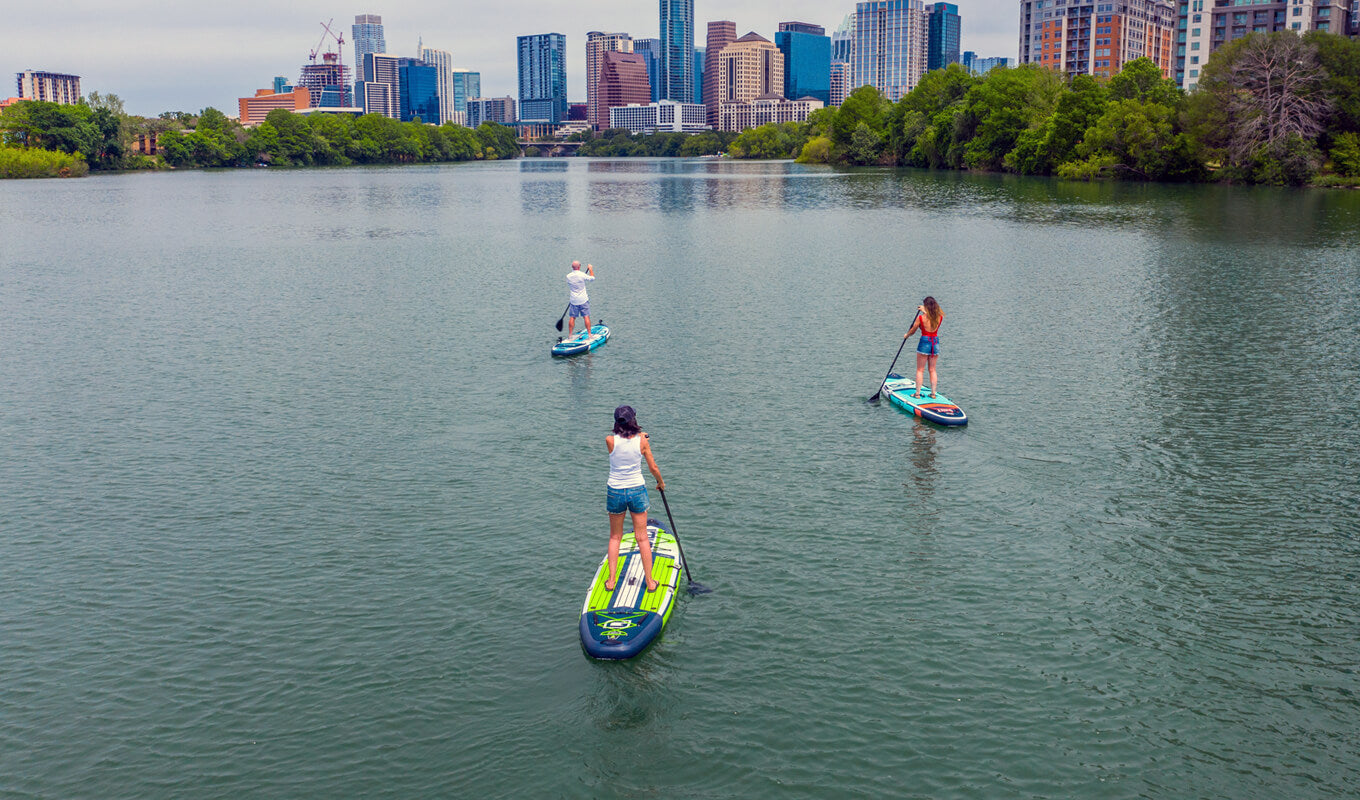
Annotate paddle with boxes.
[869,313,919,402]
[657,487,711,595]
[554,303,570,332]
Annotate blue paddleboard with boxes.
[552,323,609,357]
[882,373,968,426]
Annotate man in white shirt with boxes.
[565,261,595,337]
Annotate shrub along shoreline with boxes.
[728,32,1360,188]
[0,99,521,178]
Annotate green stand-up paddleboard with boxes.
[579,521,684,660]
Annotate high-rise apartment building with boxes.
[1175,0,1352,90]
[776,22,832,103]
[925,3,962,71]
[659,0,695,101]
[452,69,480,124]
[854,0,929,101]
[587,31,634,130]
[16,71,81,104]
[467,96,517,127]
[831,15,856,105]
[635,38,663,102]
[358,52,401,118]
[717,33,785,107]
[353,14,386,71]
[702,20,738,127]
[1019,0,1175,80]
[518,33,567,123]
[598,51,652,128]
[299,53,352,107]
[420,46,455,127]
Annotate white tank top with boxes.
[608,434,645,489]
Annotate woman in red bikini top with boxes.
[903,296,943,399]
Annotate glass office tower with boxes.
[775,22,831,103]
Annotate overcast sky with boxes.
[5,1,1019,117]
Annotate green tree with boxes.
[1060,99,1204,181]
[962,65,1065,170]
[831,85,891,148]
[848,121,885,165]
[1106,57,1182,106]
[1005,73,1107,175]
[1330,132,1360,177]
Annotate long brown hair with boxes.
[921,296,942,330]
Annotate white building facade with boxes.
[609,100,708,133]
[719,95,825,132]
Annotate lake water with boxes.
[2,159,1358,799]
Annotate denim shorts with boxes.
[606,484,648,515]
[917,336,939,356]
[569,301,590,318]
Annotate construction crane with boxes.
[304,19,351,107]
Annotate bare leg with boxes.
[605,512,625,590]
[632,511,659,591]
[913,353,927,397]
[928,355,939,398]
[583,314,592,334]
[567,315,576,337]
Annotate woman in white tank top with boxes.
[604,405,666,592]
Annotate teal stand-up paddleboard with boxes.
[579,520,683,659]
[881,373,968,425]
[552,323,609,357]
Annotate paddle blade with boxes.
[686,581,713,596]
[555,318,564,331]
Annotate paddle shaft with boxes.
[657,488,699,588]
[870,313,919,401]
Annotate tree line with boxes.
[1,97,521,178]
[571,127,738,158]
[729,32,1360,187]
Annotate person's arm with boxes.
[904,312,922,339]
[606,434,615,454]
[640,434,664,491]
[584,264,595,282]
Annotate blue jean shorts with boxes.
[917,336,939,356]
[606,484,648,515]
[569,301,590,318]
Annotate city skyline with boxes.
[1,0,1019,117]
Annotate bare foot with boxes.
[646,580,659,592]
[604,578,617,591]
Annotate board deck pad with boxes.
[552,323,609,357]
[579,521,684,660]
[882,372,968,426]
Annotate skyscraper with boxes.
[398,58,440,123]
[1171,0,1349,90]
[420,46,455,127]
[832,14,856,64]
[353,14,386,70]
[716,32,785,104]
[358,52,400,118]
[587,31,633,130]
[1019,0,1175,81]
[634,38,662,103]
[694,47,705,104]
[853,0,929,101]
[702,20,737,128]
[775,22,831,103]
[659,0,695,102]
[598,51,652,128]
[451,69,481,124]
[518,33,567,123]
[924,3,962,71]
